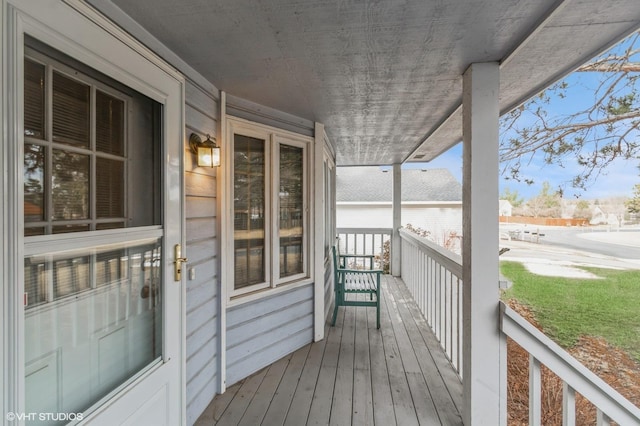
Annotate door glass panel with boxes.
[24,239,163,421]
[24,258,47,308]
[96,158,124,218]
[52,149,89,220]
[96,90,124,156]
[52,224,91,234]
[52,72,90,148]
[96,222,125,230]
[24,227,45,237]
[279,145,304,277]
[53,255,91,299]
[24,144,45,223]
[24,59,45,139]
[23,43,160,235]
[234,134,266,289]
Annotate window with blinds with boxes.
[279,144,304,278]
[23,50,130,235]
[52,71,90,147]
[229,117,311,297]
[233,134,266,290]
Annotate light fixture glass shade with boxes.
[211,146,221,167]
[190,133,220,168]
[197,145,214,167]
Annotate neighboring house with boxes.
[1,2,638,426]
[499,199,513,217]
[337,167,462,243]
[590,206,621,226]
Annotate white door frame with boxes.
[1,0,186,424]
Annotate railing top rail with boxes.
[337,227,393,234]
[399,228,462,276]
[500,302,640,425]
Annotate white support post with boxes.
[391,163,402,276]
[313,122,326,341]
[218,90,227,393]
[462,62,502,425]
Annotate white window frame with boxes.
[323,144,336,261]
[273,134,308,286]
[226,117,312,300]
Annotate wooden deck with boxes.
[195,276,463,425]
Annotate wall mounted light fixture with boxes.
[189,133,220,167]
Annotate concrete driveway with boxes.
[499,225,640,278]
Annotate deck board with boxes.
[380,284,420,426]
[330,303,355,425]
[197,276,463,426]
[283,339,327,426]
[260,344,311,426]
[352,297,374,425]
[237,354,291,426]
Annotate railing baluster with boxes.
[563,382,576,426]
[530,355,542,426]
[596,409,611,426]
[502,302,640,425]
[448,270,453,359]
[435,260,440,340]
[430,257,435,328]
[457,280,460,368]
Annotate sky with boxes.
[407,33,640,202]
[410,142,639,201]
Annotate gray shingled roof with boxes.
[336,167,461,203]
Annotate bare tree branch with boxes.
[499,30,640,192]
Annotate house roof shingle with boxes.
[336,167,462,203]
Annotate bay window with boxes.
[228,118,311,298]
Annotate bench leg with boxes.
[331,289,344,327]
[376,278,381,329]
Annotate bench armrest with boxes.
[338,253,377,270]
[336,268,382,274]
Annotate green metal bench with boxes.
[331,245,382,329]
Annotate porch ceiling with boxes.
[94,0,639,166]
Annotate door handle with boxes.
[174,244,188,282]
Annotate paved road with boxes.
[499,225,640,270]
[537,228,640,260]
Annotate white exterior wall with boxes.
[337,203,462,245]
[184,80,221,425]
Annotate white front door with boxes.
[2,1,185,425]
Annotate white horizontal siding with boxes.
[226,284,314,386]
[184,78,220,426]
[186,217,216,242]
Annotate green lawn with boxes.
[500,261,640,361]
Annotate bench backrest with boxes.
[332,244,340,286]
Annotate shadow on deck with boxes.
[196,276,463,425]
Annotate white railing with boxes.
[398,227,640,424]
[399,228,463,376]
[336,227,392,270]
[501,302,640,426]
